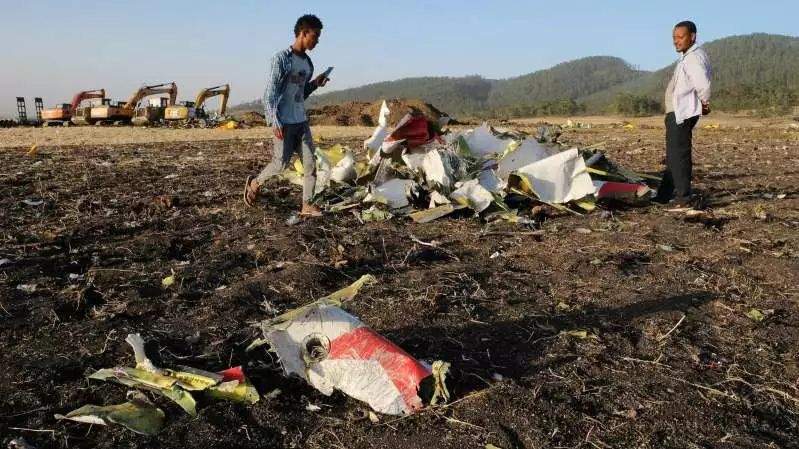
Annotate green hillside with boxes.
[486,56,645,108]
[232,33,799,118]
[308,56,643,116]
[308,76,494,116]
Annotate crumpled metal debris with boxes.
[277,101,655,222]
[364,178,418,209]
[87,334,259,421]
[513,148,596,204]
[364,100,391,152]
[55,392,165,436]
[496,139,555,180]
[451,179,494,213]
[459,123,513,158]
[315,144,357,193]
[256,275,449,416]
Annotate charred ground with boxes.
[1,124,798,448]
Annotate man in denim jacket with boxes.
[244,14,330,216]
[655,20,712,208]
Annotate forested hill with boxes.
[233,34,799,117]
[307,56,644,116]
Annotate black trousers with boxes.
[657,112,699,203]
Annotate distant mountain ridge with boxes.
[231,33,799,117]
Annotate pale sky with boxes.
[1,0,798,118]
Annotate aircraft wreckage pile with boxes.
[286,100,658,224]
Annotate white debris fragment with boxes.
[514,148,596,203]
[450,179,494,213]
[261,278,439,416]
[315,145,357,194]
[305,403,322,412]
[22,199,44,206]
[428,191,451,209]
[427,148,467,192]
[364,101,391,151]
[478,169,506,194]
[265,304,432,415]
[16,284,37,293]
[364,179,417,209]
[125,333,162,374]
[461,123,513,158]
[401,147,427,172]
[330,151,356,183]
[496,138,555,180]
[285,213,301,226]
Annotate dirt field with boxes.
[0,125,373,149]
[1,121,798,449]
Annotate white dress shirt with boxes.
[669,44,712,124]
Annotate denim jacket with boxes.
[263,47,317,128]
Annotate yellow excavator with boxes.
[132,82,179,126]
[87,82,177,125]
[164,84,229,125]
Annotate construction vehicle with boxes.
[133,97,169,126]
[132,82,178,126]
[88,82,177,126]
[41,89,105,126]
[165,84,229,126]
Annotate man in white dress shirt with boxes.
[654,20,712,207]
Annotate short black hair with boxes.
[294,14,323,36]
[674,20,697,34]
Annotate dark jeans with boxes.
[657,112,699,203]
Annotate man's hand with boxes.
[273,126,284,140]
[702,101,711,116]
[313,74,330,88]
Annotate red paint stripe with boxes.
[597,181,648,200]
[218,366,245,382]
[329,326,431,412]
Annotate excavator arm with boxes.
[69,89,105,113]
[194,84,230,115]
[123,82,178,111]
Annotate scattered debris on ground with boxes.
[284,101,657,224]
[55,392,166,436]
[57,333,260,435]
[2,119,798,448]
[251,275,450,416]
